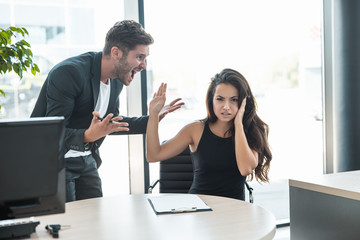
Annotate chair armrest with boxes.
[245,182,254,204]
[148,179,160,193]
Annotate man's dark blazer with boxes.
[31,51,148,168]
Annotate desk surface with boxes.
[289,170,360,201]
[29,194,276,240]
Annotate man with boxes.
[31,20,183,202]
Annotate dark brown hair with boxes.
[205,68,272,182]
[103,20,154,56]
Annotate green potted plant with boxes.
[0,26,40,111]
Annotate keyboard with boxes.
[0,220,40,239]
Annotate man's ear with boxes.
[111,46,123,60]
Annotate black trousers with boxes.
[65,154,102,202]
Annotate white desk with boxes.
[28,194,276,240]
[289,170,360,240]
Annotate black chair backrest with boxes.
[159,146,193,193]
[150,144,254,203]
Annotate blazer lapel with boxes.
[91,52,103,108]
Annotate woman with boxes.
[146,68,272,200]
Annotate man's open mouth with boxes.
[130,70,136,80]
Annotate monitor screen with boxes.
[0,116,66,220]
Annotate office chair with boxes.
[148,146,254,203]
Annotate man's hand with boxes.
[84,112,129,143]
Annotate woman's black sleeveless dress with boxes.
[189,122,246,200]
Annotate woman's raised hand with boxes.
[235,97,247,126]
[149,83,167,116]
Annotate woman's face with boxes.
[212,83,239,122]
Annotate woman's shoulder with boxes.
[183,120,205,131]
[180,120,205,141]
[182,120,206,151]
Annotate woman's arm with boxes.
[234,97,258,176]
[146,83,163,162]
[146,83,193,162]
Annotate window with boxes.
[144,0,323,222]
[0,0,128,197]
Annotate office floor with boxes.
[252,180,290,240]
[274,226,290,240]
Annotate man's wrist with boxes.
[83,129,93,143]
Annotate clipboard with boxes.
[147,194,212,215]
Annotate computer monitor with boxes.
[0,116,66,220]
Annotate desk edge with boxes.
[289,179,360,201]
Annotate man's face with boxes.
[113,45,149,86]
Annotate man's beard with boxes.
[114,57,132,86]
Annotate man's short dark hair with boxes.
[103,20,154,56]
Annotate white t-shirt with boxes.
[64,79,111,158]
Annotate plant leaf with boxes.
[0,26,40,80]
[34,63,40,73]
[22,28,29,35]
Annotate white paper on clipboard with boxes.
[147,194,212,214]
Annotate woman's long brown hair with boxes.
[204,68,272,182]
